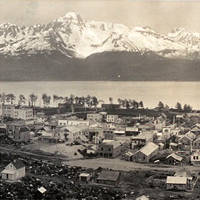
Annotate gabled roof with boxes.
[166,153,183,162]
[12,160,25,169]
[185,131,196,140]
[139,142,158,156]
[191,127,200,132]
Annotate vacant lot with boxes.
[23,142,84,160]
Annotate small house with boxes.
[178,132,195,151]
[192,137,200,150]
[166,176,188,191]
[125,127,140,136]
[1,160,25,181]
[166,153,183,165]
[79,173,91,182]
[166,168,193,191]
[191,151,200,166]
[97,170,120,185]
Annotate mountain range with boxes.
[1,12,200,81]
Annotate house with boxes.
[106,114,119,123]
[191,127,200,136]
[191,151,200,165]
[88,127,104,144]
[167,168,193,191]
[192,136,200,150]
[166,153,183,165]
[103,129,115,140]
[2,104,15,118]
[166,176,188,191]
[123,151,134,161]
[132,142,159,163]
[87,113,103,122]
[13,126,31,142]
[1,160,25,181]
[97,170,120,185]
[178,132,196,151]
[154,116,166,131]
[79,173,91,182]
[97,140,124,158]
[125,127,140,136]
[131,136,146,149]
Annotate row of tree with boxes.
[0,93,100,108]
[158,101,193,112]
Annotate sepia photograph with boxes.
[1,0,200,199]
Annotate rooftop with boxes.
[140,142,159,156]
[97,170,120,182]
[166,176,187,184]
[167,153,183,162]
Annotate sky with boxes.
[1,0,200,33]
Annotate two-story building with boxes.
[106,115,119,123]
[97,140,124,158]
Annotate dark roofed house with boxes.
[1,160,25,181]
[97,170,120,185]
[166,153,183,165]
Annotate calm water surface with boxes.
[0,81,200,109]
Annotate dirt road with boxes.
[68,158,200,172]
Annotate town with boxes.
[1,93,200,199]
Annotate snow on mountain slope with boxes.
[0,12,200,58]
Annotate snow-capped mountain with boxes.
[0,12,200,59]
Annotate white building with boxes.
[106,115,118,123]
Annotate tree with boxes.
[139,101,144,108]
[42,94,48,107]
[18,94,26,106]
[29,93,38,107]
[183,104,192,112]
[109,97,113,104]
[91,96,98,109]
[175,102,182,111]
[6,94,16,104]
[158,101,164,109]
[0,93,6,103]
